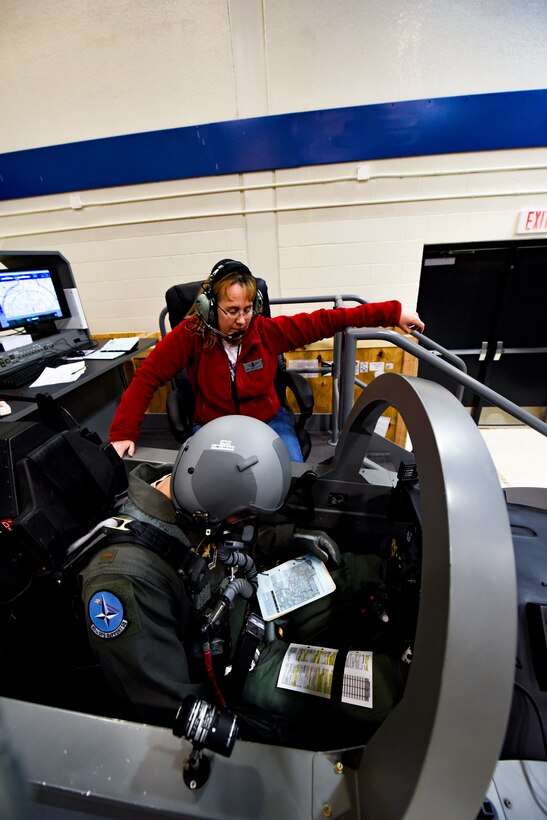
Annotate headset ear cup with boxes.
[209,295,217,326]
[195,292,214,325]
[254,290,263,316]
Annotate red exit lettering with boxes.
[525,210,547,231]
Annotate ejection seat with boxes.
[158,278,314,460]
[0,421,129,716]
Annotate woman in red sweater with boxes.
[110,259,424,461]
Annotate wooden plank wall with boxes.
[284,337,419,447]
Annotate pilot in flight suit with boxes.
[80,416,410,749]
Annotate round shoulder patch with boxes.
[88,590,128,639]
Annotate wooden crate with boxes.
[284,335,419,447]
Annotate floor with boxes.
[479,426,547,489]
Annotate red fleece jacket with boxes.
[109,300,402,444]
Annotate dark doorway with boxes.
[416,240,547,423]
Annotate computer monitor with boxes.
[0,266,71,337]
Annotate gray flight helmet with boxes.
[171,415,292,524]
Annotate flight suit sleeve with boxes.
[80,545,205,728]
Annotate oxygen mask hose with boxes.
[204,577,256,629]
[218,542,258,589]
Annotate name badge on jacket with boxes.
[243,358,264,373]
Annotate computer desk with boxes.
[0,338,156,443]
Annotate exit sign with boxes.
[517,209,547,233]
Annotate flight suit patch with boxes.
[86,579,141,639]
[88,590,127,639]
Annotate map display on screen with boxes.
[0,268,65,330]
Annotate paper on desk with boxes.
[84,336,141,359]
[30,363,86,387]
[85,347,139,359]
[101,336,140,353]
[83,350,126,360]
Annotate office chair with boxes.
[158,278,314,460]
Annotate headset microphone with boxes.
[199,316,245,343]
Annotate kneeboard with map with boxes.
[256,554,335,621]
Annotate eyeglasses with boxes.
[218,304,254,318]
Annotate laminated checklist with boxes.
[277,644,374,707]
[256,554,335,621]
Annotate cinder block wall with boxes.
[2,1,547,334]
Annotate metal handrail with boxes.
[269,294,368,441]
[411,330,467,402]
[269,294,470,430]
[269,294,367,306]
[341,328,547,437]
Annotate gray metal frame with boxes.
[270,295,472,438]
[1,372,518,819]
[327,373,517,819]
[340,328,547,438]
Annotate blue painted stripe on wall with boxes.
[1,89,546,201]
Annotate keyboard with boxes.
[0,342,67,388]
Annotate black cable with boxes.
[55,404,80,428]
[48,336,98,354]
[50,337,73,351]
[0,577,33,605]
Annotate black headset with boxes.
[195,259,263,329]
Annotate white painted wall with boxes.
[3,0,547,151]
[1,1,547,334]
[264,0,547,111]
[0,0,237,151]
